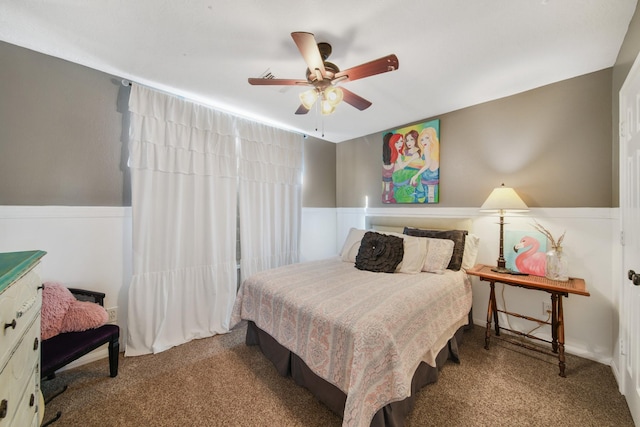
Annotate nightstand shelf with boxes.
[466,264,589,377]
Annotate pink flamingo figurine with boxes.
[513,236,546,276]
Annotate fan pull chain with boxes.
[311,99,324,138]
[314,99,319,133]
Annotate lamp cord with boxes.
[499,284,551,338]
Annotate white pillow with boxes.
[386,233,428,274]
[461,233,480,271]
[423,238,455,274]
[340,228,368,263]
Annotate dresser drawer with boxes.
[0,317,40,427]
[0,270,41,369]
[0,369,39,427]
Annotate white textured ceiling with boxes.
[0,0,636,142]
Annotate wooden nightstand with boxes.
[466,264,589,377]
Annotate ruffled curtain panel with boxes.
[126,85,237,356]
[237,120,303,282]
[125,84,302,356]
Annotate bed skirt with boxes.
[246,320,468,427]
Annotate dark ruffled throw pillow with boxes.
[355,231,404,273]
[403,227,468,271]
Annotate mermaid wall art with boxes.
[382,119,440,204]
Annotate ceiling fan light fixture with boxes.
[250,32,399,117]
[299,89,318,109]
[324,86,343,107]
[320,99,336,115]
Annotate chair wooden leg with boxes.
[42,385,67,427]
[44,385,68,404]
[108,336,119,377]
[42,411,62,427]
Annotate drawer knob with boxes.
[33,337,39,351]
[4,319,16,330]
[0,399,7,419]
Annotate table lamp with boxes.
[480,183,529,273]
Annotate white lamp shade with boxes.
[299,89,318,109]
[324,86,343,106]
[320,100,336,115]
[480,184,529,212]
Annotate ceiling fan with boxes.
[248,32,399,115]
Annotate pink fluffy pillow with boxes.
[60,300,109,335]
[41,282,76,340]
[41,282,108,340]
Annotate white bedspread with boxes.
[230,257,472,427]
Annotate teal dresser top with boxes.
[0,250,47,293]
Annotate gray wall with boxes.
[301,135,336,208]
[331,4,640,210]
[0,41,130,206]
[3,5,640,210]
[0,40,334,208]
[337,69,613,208]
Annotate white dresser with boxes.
[0,251,46,427]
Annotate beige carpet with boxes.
[41,322,634,427]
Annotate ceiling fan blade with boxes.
[295,104,310,115]
[291,32,326,77]
[248,78,309,86]
[334,54,399,83]
[341,87,372,111]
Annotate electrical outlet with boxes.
[106,307,117,323]
[542,302,552,315]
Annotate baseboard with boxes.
[609,358,624,393]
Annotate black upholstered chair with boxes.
[41,288,120,379]
[40,288,120,426]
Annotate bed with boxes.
[230,218,479,427]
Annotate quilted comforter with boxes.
[230,257,472,427]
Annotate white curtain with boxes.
[125,84,238,356]
[237,119,303,282]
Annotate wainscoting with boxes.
[335,206,621,372]
[0,205,132,369]
[0,205,621,379]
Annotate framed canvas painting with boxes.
[505,230,547,276]
[382,119,440,204]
